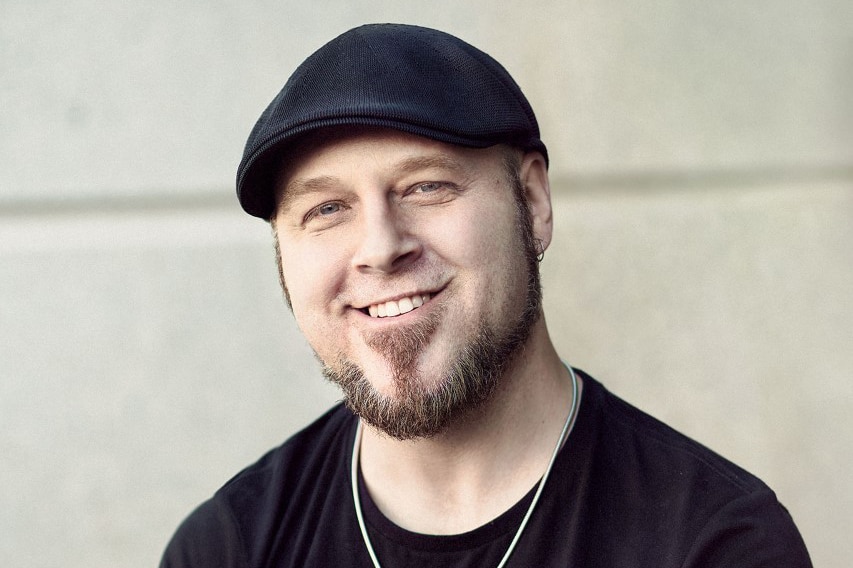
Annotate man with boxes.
[161,24,811,567]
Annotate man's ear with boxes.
[520,152,553,252]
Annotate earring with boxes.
[535,239,545,262]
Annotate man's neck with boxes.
[357,321,581,535]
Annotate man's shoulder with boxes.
[574,372,812,566]
[218,403,355,504]
[569,372,811,566]
[160,404,356,568]
[583,371,768,497]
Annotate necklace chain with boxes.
[350,364,580,568]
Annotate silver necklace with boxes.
[350,364,580,568]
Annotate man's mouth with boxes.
[363,293,432,318]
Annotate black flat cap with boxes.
[236,23,548,219]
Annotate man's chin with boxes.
[363,316,440,373]
[320,357,452,440]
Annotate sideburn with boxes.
[270,219,293,310]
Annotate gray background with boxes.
[1,1,850,566]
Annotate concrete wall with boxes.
[1,2,850,566]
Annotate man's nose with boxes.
[351,203,421,273]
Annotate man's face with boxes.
[273,128,549,439]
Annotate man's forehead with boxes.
[273,127,498,202]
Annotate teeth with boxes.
[367,294,432,318]
[398,297,414,314]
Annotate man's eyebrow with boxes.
[392,153,467,175]
[277,175,341,212]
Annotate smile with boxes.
[366,293,432,318]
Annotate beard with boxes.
[322,300,539,440]
[320,173,543,440]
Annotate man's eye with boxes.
[316,202,341,216]
[415,182,443,193]
[305,201,341,220]
[303,201,345,224]
[404,181,459,203]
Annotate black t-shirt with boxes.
[160,371,812,567]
